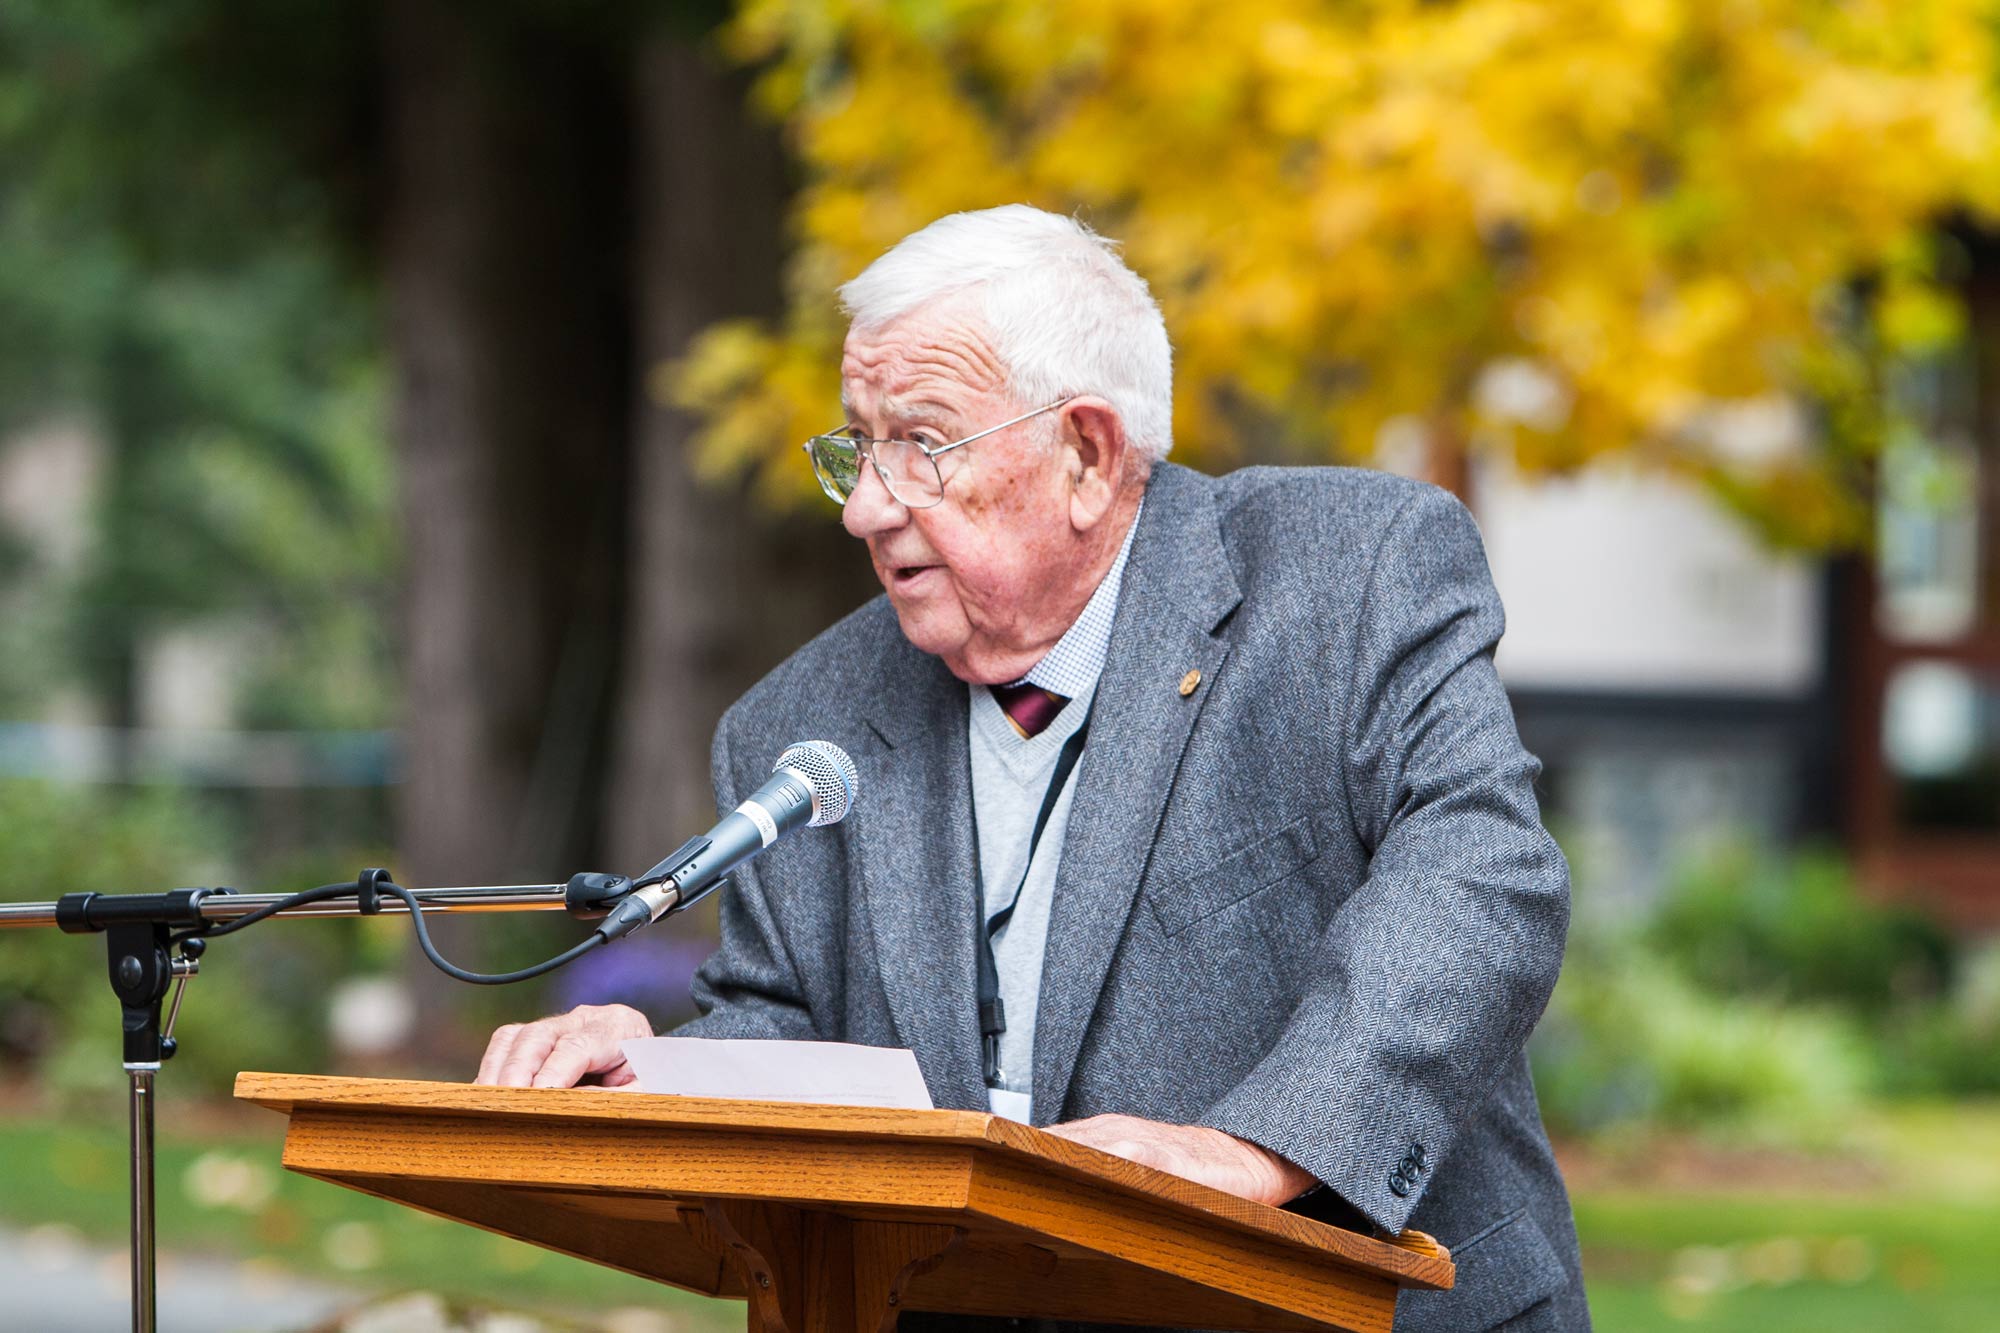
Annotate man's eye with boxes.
[903,431,943,451]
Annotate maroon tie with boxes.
[990,682,1070,739]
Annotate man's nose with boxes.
[841,457,908,539]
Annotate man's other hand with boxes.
[474,1003,654,1088]
[1046,1114,1316,1207]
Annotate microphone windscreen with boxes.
[774,741,859,826]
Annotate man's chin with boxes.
[884,610,984,683]
[888,601,964,662]
[908,630,1037,688]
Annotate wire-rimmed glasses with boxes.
[801,398,1074,508]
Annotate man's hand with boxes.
[1045,1114,1317,1207]
[474,1003,654,1088]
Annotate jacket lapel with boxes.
[1031,465,1242,1121]
[856,640,988,1111]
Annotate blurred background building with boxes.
[1485,245,2000,930]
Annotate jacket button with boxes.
[1411,1143,1428,1168]
[1388,1172,1410,1198]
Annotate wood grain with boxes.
[301,1171,729,1295]
[279,1105,978,1211]
[963,1154,1400,1331]
[685,1199,803,1331]
[850,1220,962,1332]
[236,1073,1448,1285]
[235,1072,1453,1333]
[901,1245,1367,1332]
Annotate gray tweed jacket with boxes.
[681,462,1590,1332]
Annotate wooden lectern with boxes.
[236,1073,1452,1333]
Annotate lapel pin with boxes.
[1179,669,1202,697]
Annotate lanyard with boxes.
[977,717,1090,1089]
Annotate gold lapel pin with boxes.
[1179,669,1202,697]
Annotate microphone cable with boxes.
[168,741,857,986]
[175,874,607,986]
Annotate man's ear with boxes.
[1062,399,1130,532]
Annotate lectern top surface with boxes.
[234,1071,1452,1295]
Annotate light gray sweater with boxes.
[967,681,1094,1121]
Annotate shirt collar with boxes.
[1013,498,1143,700]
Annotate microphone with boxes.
[594,741,859,942]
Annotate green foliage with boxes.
[1533,941,1874,1137]
[1538,842,1999,1135]
[0,780,213,1089]
[1647,842,1954,1012]
[0,1,376,267]
[0,780,397,1096]
[1877,944,2000,1097]
[0,2,400,735]
[1641,842,2000,1099]
[1879,1008,2000,1098]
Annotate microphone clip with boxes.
[563,832,713,922]
[634,836,712,890]
[562,873,634,920]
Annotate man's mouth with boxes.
[888,564,939,590]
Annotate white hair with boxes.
[838,205,1174,462]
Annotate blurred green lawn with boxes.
[0,1095,1994,1331]
[1563,1101,2000,1331]
[0,1096,739,1330]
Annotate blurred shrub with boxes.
[1537,841,2000,1135]
[1647,843,1954,1012]
[1532,941,1874,1138]
[1879,1008,2000,1096]
[1878,942,2000,1097]
[0,779,211,1070]
[0,780,368,1098]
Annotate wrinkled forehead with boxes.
[839,299,1009,417]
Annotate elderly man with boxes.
[478,205,1588,1331]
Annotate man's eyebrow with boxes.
[882,396,956,427]
[844,394,956,433]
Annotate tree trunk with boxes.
[606,39,874,868]
[379,8,872,1053]
[381,2,633,1041]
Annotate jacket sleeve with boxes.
[673,704,823,1042]
[1196,484,1570,1234]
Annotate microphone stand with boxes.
[0,871,642,1333]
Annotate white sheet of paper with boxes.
[618,1036,934,1110]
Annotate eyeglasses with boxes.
[801,398,1074,509]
